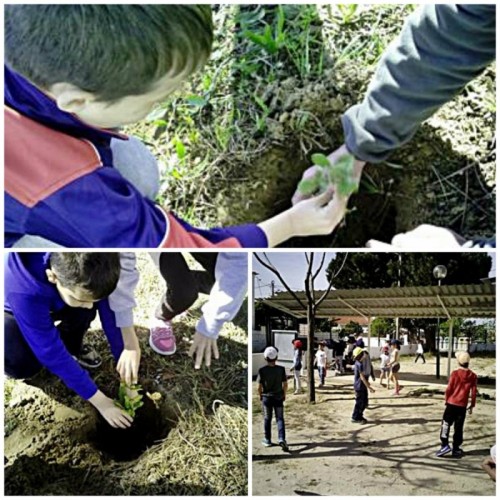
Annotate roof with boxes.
[262,283,496,320]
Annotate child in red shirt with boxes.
[436,351,477,458]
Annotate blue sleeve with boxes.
[22,168,268,248]
[342,4,496,163]
[7,293,98,399]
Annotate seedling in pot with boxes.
[298,152,359,198]
[114,383,144,419]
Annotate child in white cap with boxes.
[436,351,477,458]
[257,346,289,451]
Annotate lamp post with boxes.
[433,265,447,379]
[252,271,259,330]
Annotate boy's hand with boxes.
[292,144,365,205]
[89,390,133,429]
[188,331,219,369]
[117,347,141,385]
[467,405,474,415]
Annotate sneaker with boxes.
[74,345,102,369]
[436,445,452,457]
[351,418,368,424]
[262,438,272,447]
[149,320,176,355]
[452,448,464,458]
[279,440,289,452]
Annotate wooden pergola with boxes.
[262,282,496,378]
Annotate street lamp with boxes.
[433,265,448,379]
[252,271,259,330]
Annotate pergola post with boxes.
[447,319,454,379]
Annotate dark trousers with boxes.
[156,253,217,321]
[318,366,326,385]
[440,403,467,449]
[4,306,97,379]
[415,353,426,363]
[262,395,285,442]
[352,385,368,421]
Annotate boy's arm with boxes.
[470,375,478,410]
[359,372,375,393]
[8,293,98,399]
[258,382,263,400]
[282,380,288,401]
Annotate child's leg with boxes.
[156,253,199,321]
[294,369,301,392]
[440,404,455,447]
[4,312,43,379]
[52,306,98,355]
[274,401,286,443]
[262,397,273,442]
[452,407,467,450]
[110,136,160,201]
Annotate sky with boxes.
[252,252,496,299]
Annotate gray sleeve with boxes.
[342,4,496,163]
[108,253,139,328]
[196,253,248,339]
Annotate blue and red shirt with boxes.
[4,66,268,248]
[5,252,124,399]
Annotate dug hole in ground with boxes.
[252,355,496,496]
[4,254,248,495]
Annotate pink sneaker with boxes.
[149,320,176,355]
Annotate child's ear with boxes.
[48,82,96,114]
[46,269,58,284]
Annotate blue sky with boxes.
[252,252,496,299]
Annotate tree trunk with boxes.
[307,304,316,403]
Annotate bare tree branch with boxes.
[315,253,349,311]
[254,253,307,309]
[312,253,326,282]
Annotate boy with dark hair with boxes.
[5,4,344,248]
[351,347,375,424]
[436,351,478,458]
[4,252,139,429]
[257,346,288,451]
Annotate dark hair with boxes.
[5,5,213,101]
[49,253,120,299]
[459,362,469,369]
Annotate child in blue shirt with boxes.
[351,347,375,424]
[4,252,136,429]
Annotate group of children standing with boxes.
[257,339,479,461]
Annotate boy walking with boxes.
[436,352,477,458]
[257,347,288,451]
[314,342,328,387]
[351,347,375,424]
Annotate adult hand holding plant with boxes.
[117,326,141,385]
[292,144,365,206]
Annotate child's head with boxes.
[47,253,121,308]
[293,340,303,351]
[5,5,213,128]
[455,351,470,369]
[264,346,279,365]
[390,339,400,350]
[319,342,326,350]
[353,347,366,362]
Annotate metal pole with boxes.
[436,277,441,379]
[447,320,453,379]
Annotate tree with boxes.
[371,317,395,339]
[328,253,492,288]
[342,321,363,336]
[254,252,348,403]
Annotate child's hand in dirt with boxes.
[291,144,365,205]
[188,331,219,369]
[89,390,133,429]
[117,347,141,385]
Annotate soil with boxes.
[128,5,496,247]
[252,355,496,496]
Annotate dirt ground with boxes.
[252,355,496,496]
[4,254,248,495]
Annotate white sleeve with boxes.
[108,253,139,328]
[196,253,248,339]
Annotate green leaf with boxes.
[298,177,320,196]
[311,153,331,169]
[174,139,186,159]
[185,95,207,107]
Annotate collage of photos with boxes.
[2,2,497,498]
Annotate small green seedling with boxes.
[115,383,144,419]
[298,152,359,198]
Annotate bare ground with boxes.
[252,355,496,496]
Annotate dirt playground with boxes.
[252,355,496,496]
